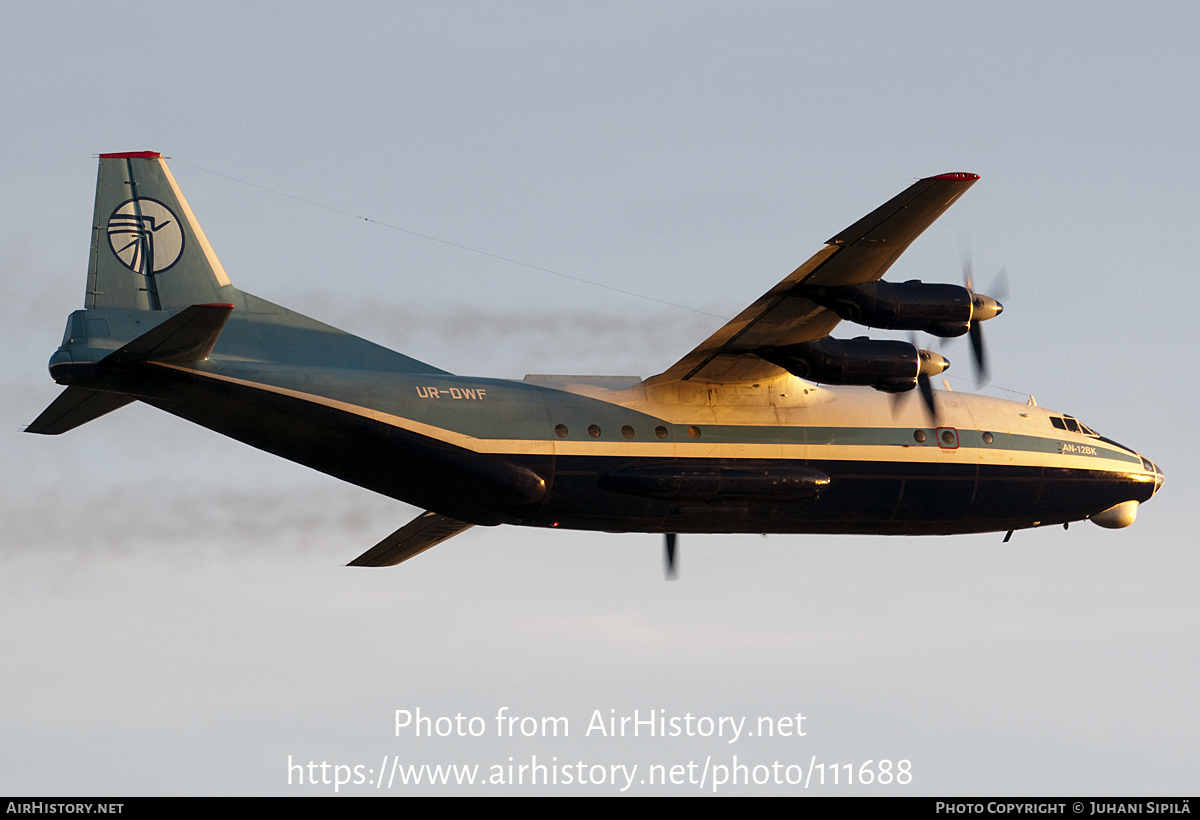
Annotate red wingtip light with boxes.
[98,151,162,159]
[930,172,980,181]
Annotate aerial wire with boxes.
[941,373,1032,402]
[171,159,729,320]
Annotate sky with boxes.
[1,1,1196,795]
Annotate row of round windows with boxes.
[912,429,994,445]
[554,424,702,440]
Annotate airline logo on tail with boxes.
[106,197,184,275]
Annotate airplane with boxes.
[27,152,1163,576]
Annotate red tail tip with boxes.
[98,151,162,159]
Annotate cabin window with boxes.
[687,426,702,439]
[588,424,601,438]
[982,432,994,444]
[621,425,635,439]
[655,426,668,439]
[554,424,568,438]
[913,430,926,443]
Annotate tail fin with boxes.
[31,152,450,435]
[87,151,233,311]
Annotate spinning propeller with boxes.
[892,335,948,421]
[958,247,1007,384]
[915,346,942,417]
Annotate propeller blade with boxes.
[969,319,988,384]
[989,266,1010,302]
[959,243,974,293]
[664,533,678,580]
[960,248,1002,385]
[917,372,937,418]
[910,333,943,421]
[891,380,937,423]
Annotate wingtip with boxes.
[928,172,980,181]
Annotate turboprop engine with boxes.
[798,280,1003,338]
[755,337,949,393]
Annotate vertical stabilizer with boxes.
[87,152,234,311]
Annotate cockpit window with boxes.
[1050,415,1100,437]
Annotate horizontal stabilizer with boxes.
[103,303,234,365]
[25,387,135,435]
[347,511,475,567]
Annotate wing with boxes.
[645,173,979,385]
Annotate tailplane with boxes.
[24,389,134,435]
[26,303,235,434]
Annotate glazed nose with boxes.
[1141,456,1164,496]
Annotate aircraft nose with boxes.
[1140,455,1164,497]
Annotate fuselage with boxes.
[48,306,1162,537]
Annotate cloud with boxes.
[0,476,407,574]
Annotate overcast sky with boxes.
[1,1,1196,795]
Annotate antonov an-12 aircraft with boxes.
[28,153,1163,576]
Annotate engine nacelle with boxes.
[755,337,948,392]
[798,280,1000,337]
